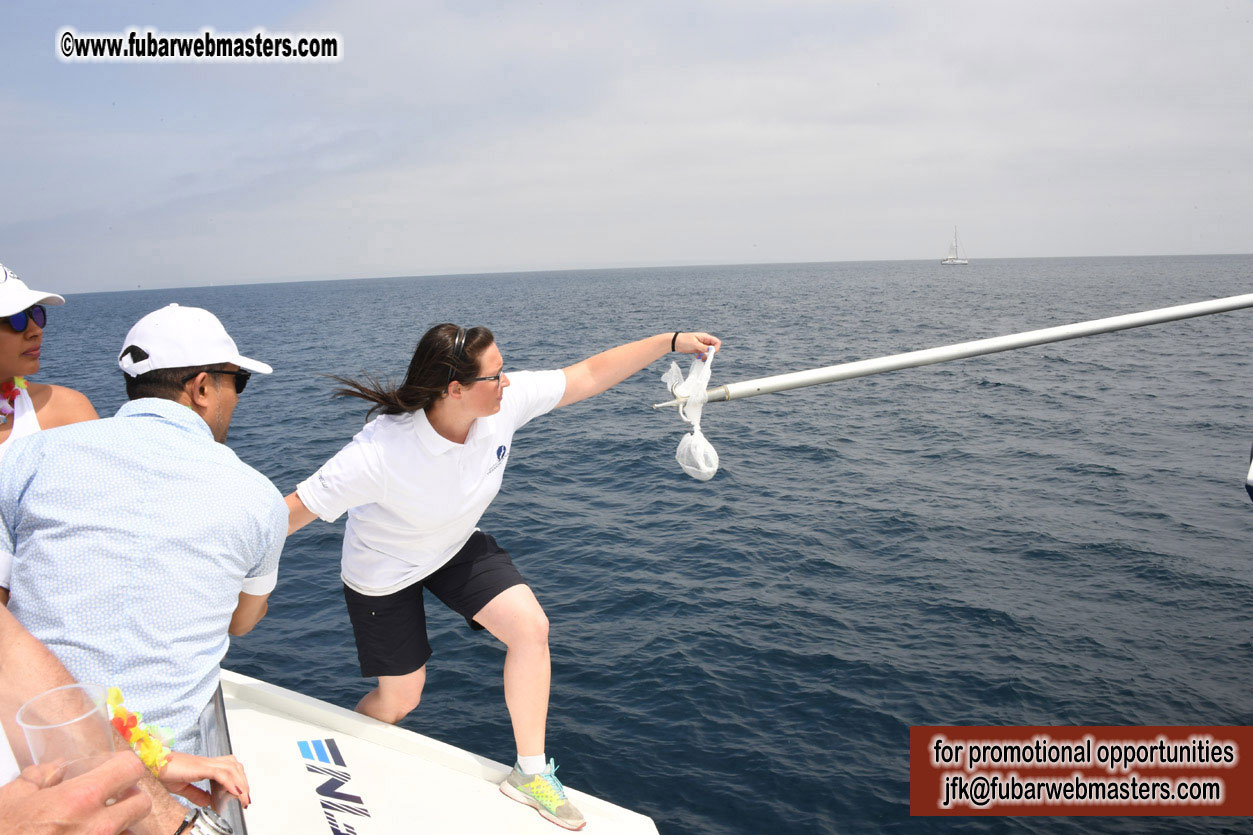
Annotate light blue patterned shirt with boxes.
[0,398,285,754]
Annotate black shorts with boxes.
[342,531,525,678]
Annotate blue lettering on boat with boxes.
[297,738,372,833]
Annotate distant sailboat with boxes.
[941,227,969,265]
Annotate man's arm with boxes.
[232,487,286,637]
[229,591,270,636]
[0,754,151,835]
[0,606,186,833]
[0,607,74,759]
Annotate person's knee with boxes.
[372,671,426,722]
[515,610,549,648]
[393,686,422,715]
[373,693,420,724]
[394,676,426,711]
[478,586,550,649]
[373,705,412,725]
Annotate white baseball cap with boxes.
[118,303,273,377]
[0,263,65,317]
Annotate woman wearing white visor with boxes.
[0,263,97,463]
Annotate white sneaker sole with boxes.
[499,781,587,831]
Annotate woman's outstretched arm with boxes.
[557,331,720,409]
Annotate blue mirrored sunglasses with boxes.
[5,305,46,333]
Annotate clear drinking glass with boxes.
[15,683,115,779]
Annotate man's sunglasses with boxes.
[5,305,46,333]
[181,368,252,394]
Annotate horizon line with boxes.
[72,250,1253,297]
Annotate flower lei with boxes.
[0,376,26,426]
[107,687,173,777]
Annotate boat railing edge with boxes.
[197,682,248,835]
[219,669,660,832]
[219,668,508,783]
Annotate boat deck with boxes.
[221,669,658,834]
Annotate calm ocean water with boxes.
[40,256,1253,834]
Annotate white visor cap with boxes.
[0,263,66,317]
[118,303,273,377]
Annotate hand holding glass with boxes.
[16,683,115,779]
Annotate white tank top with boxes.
[0,723,18,783]
[0,387,41,464]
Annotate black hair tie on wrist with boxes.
[671,331,680,352]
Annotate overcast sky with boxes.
[3,1,1251,292]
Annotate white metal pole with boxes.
[654,292,1253,409]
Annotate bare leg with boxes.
[472,584,550,758]
[355,666,427,725]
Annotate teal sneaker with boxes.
[500,759,586,830]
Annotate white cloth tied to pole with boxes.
[660,345,718,480]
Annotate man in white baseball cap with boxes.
[118,303,273,377]
[116,303,272,442]
[0,303,287,771]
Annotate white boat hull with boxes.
[220,669,659,834]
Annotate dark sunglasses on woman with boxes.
[5,305,46,333]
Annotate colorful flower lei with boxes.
[0,376,27,425]
[107,686,172,777]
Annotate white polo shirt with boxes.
[297,370,566,595]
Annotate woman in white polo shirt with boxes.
[286,323,718,830]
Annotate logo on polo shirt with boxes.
[486,444,509,475]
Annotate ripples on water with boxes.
[45,256,1253,834]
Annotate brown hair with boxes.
[119,346,232,401]
[330,323,495,416]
